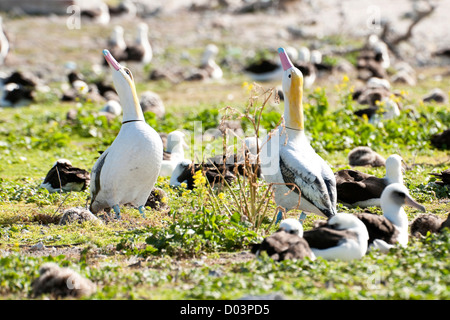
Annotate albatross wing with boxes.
[279,147,337,218]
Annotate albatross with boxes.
[125,23,153,64]
[0,16,9,65]
[40,159,90,193]
[355,183,426,253]
[303,213,369,261]
[335,154,403,208]
[89,49,163,219]
[251,218,315,261]
[260,47,337,224]
[159,130,188,177]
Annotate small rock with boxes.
[59,207,102,225]
[31,263,96,298]
[30,242,46,251]
[422,88,448,103]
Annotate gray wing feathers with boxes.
[90,151,108,209]
[280,154,336,216]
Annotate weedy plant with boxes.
[206,84,295,233]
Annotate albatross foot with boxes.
[298,212,307,225]
[112,204,121,219]
[138,206,146,218]
[275,211,283,225]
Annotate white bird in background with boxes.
[335,154,404,208]
[160,130,189,177]
[0,16,9,65]
[260,47,337,225]
[303,213,370,261]
[109,25,127,52]
[126,23,153,64]
[104,25,128,63]
[200,44,223,80]
[367,34,390,70]
[89,49,163,219]
[356,183,426,253]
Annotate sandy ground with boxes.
[1,0,449,83]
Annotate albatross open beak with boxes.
[103,49,121,71]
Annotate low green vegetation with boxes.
[0,65,449,300]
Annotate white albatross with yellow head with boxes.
[89,49,163,219]
[260,47,337,224]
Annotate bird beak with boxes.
[278,47,294,71]
[103,49,121,71]
[404,194,426,212]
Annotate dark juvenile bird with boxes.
[59,207,101,225]
[169,160,236,190]
[335,154,403,208]
[355,183,426,252]
[422,88,448,104]
[243,54,282,82]
[429,169,450,185]
[40,159,90,193]
[430,129,450,150]
[347,146,386,167]
[32,263,96,298]
[410,212,450,237]
[251,218,314,261]
[1,71,38,107]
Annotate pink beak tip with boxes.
[103,49,120,71]
[278,47,293,71]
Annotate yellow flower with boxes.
[193,170,206,187]
[180,182,187,189]
[342,75,349,83]
[242,81,253,93]
[161,197,167,203]
[362,113,369,122]
[218,192,225,200]
[182,189,192,197]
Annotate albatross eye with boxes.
[124,68,133,80]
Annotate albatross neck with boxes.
[120,86,145,123]
[283,74,304,131]
[382,204,408,230]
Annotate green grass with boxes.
[0,17,449,300]
[0,77,448,299]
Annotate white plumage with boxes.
[260,47,337,223]
[201,44,223,80]
[160,130,188,177]
[304,213,370,261]
[89,50,162,219]
[358,183,426,253]
[0,16,9,65]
